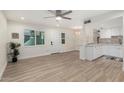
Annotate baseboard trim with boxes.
[18,53,51,60]
[19,50,77,60]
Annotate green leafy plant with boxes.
[9,42,21,62]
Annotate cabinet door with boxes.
[86,46,94,61]
[94,46,102,59]
[111,46,121,57]
[120,47,123,58]
[103,46,122,57]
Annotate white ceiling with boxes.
[4,10,113,29]
[97,16,123,29]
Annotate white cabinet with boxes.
[85,44,122,61]
[86,46,94,61]
[86,45,102,61]
[95,45,102,58]
[111,46,122,57]
[102,45,122,57]
[80,45,86,60]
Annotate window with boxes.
[24,29,45,46]
[36,31,45,45]
[61,33,65,44]
[24,29,35,46]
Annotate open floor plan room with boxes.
[0,10,124,82]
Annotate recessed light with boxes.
[56,16,62,21]
[75,31,80,35]
[56,24,60,27]
[72,26,82,29]
[20,17,24,20]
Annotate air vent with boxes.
[84,19,91,24]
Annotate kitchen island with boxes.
[80,43,123,61]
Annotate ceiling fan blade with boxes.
[62,16,71,20]
[48,10,55,15]
[61,10,72,16]
[44,16,55,18]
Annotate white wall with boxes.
[7,21,76,59]
[84,24,94,43]
[0,11,7,79]
[123,16,124,71]
[100,27,122,38]
[74,30,81,50]
[97,17,123,38]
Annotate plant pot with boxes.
[12,57,18,62]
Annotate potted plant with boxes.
[9,42,21,62]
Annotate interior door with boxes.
[50,30,61,54]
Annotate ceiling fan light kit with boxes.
[56,16,62,20]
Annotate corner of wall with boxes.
[0,62,7,80]
[0,11,8,80]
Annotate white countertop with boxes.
[86,43,122,47]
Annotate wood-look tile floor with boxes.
[1,51,124,82]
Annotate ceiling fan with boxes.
[44,10,72,20]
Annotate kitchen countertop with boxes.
[86,43,122,47]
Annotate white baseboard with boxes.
[19,49,77,60]
[19,53,51,60]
